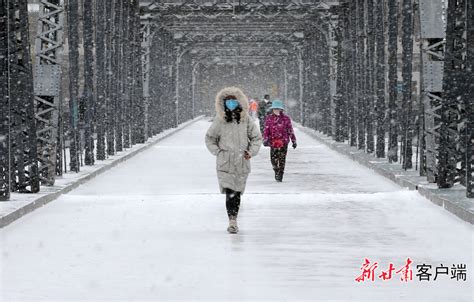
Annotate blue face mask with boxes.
[225,99,239,111]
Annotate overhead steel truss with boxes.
[141,0,336,21]
[171,31,306,44]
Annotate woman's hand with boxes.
[243,150,251,160]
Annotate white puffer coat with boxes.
[205,87,262,194]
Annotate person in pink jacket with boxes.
[263,100,297,182]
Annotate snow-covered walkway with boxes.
[1,120,472,301]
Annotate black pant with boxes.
[225,188,241,218]
[259,117,265,134]
[270,145,288,180]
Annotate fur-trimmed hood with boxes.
[214,86,249,121]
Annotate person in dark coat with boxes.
[257,94,272,134]
[205,87,262,234]
[263,100,297,182]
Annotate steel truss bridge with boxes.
[0,0,473,200]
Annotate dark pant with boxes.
[225,188,241,218]
[259,117,265,134]
[270,145,288,180]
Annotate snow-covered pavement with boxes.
[1,120,472,301]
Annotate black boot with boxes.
[275,170,283,182]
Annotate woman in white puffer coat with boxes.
[205,87,262,234]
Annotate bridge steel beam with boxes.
[123,0,133,147]
[302,31,313,129]
[114,0,124,153]
[328,15,338,138]
[83,0,95,165]
[0,0,10,200]
[365,0,375,153]
[0,0,40,200]
[374,0,386,158]
[336,4,352,143]
[34,0,64,185]
[130,0,146,144]
[95,0,107,160]
[418,0,446,182]
[355,0,366,150]
[8,0,40,194]
[387,0,399,163]
[142,22,153,139]
[347,0,357,147]
[400,0,415,170]
[104,0,115,155]
[66,0,80,172]
[316,27,331,135]
[150,27,177,131]
[437,0,469,192]
[467,0,474,197]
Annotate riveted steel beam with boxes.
[66,0,80,172]
[34,0,64,185]
[387,0,399,163]
[400,0,415,170]
[355,0,365,150]
[131,0,146,144]
[0,0,9,200]
[83,0,95,165]
[95,0,107,160]
[6,0,40,194]
[374,0,386,158]
[143,0,334,21]
[418,0,446,182]
[438,0,469,189]
[365,0,375,153]
[467,0,474,197]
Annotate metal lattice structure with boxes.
[0,0,473,201]
[7,0,39,194]
[34,0,64,185]
[419,0,446,182]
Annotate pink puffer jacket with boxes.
[263,113,296,148]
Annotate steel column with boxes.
[438,0,468,188]
[400,0,415,170]
[418,0,446,182]
[95,0,106,160]
[366,0,375,153]
[66,0,80,172]
[131,0,146,144]
[82,0,95,165]
[35,0,64,184]
[348,0,358,146]
[374,0,386,158]
[0,0,10,200]
[7,0,39,193]
[387,0,399,163]
[467,0,474,197]
[356,0,366,150]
